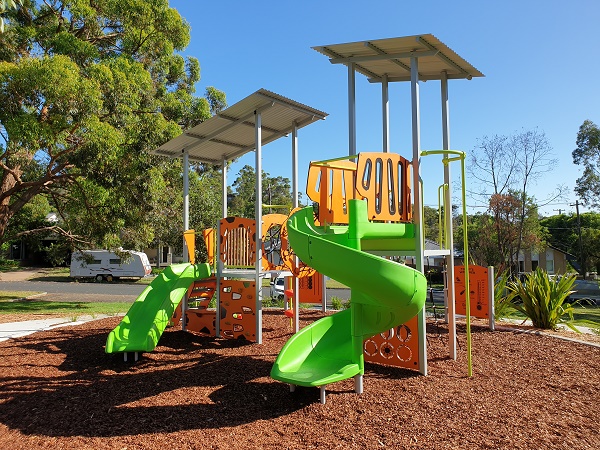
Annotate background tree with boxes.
[572,119,600,207]
[541,212,600,275]
[423,205,442,244]
[0,1,226,253]
[454,192,544,272]
[229,165,293,218]
[0,0,17,32]
[468,129,561,273]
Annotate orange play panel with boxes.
[454,265,489,318]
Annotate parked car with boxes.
[70,250,152,282]
[270,275,286,300]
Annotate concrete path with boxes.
[0,315,116,342]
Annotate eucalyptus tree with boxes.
[572,119,600,207]
[0,0,225,250]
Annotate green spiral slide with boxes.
[105,262,212,354]
[271,199,427,389]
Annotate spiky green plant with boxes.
[507,268,578,331]
[494,269,516,319]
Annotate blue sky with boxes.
[169,0,599,217]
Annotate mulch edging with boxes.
[0,310,598,450]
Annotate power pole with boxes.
[571,200,584,279]
[553,208,564,215]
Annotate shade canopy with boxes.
[313,34,484,83]
[153,89,328,164]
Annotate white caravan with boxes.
[70,250,152,282]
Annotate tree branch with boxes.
[15,225,92,246]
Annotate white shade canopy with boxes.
[313,34,484,83]
[153,89,328,163]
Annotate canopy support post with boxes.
[255,110,263,344]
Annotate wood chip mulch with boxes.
[0,310,598,450]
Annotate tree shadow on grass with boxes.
[0,300,88,314]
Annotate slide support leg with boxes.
[319,386,326,404]
[289,384,296,393]
[354,374,363,394]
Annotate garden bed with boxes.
[0,310,598,449]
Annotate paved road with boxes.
[0,278,146,302]
[0,271,447,305]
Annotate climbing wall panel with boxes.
[220,279,257,341]
[363,315,419,370]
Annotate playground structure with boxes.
[106,34,486,402]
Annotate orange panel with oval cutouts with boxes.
[355,152,412,223]
[306,160,358,225]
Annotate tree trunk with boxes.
[0,166,21,244]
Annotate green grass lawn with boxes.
[572,304,600,324]
[0,291,45,301]
[0,299,132,316]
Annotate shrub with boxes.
[507,268,578,331]
[494,270,516,319]
[262,296,285,308]
[330,296,343,310]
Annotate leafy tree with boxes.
[454,212,503,268]
[229,165,292,218]
[572,119,600,207]
[488,191,545,272]
[423,205,442,244]
[541,212,600,275]
[468,129,560,273]
[454,192,544,272]
[0,0,18,32]
[0,1,225,252]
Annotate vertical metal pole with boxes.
[292,122,300,333]
[321,273,327,313]
[488,265,495,331]
[411,56,427,376]
[216,219,222,337]
[215,157,227,337]
[348,63,357,156]
[182,149,190,262]
[382,73,390,152]
[181,149,190,331]
[441,71,457,360]
[222,157,228,218]
[255,111,263,344]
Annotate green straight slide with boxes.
[271,200,427,387]
[105,263,212,354]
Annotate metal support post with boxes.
[411,56,427,376]
[222,157,228,218]
[292,122,300,333]
[382,73,390,152]
[255,111,263,344]
[441,71,457,360]
[348,63,357,156]
[488,265,495,331]
[182,149,190,262]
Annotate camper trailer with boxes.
[70,250,152,282]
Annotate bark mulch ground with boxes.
[0,310,598,449]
